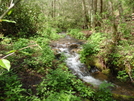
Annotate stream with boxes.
[50,32,134,99]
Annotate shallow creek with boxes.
[50,33,134,98]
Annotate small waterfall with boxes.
[57,43,102,86]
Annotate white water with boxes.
[51,34,134,97]
[57,44,102,86]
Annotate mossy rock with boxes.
[85,56,105,70]
[113,93,134,101]
[102,69,110,75]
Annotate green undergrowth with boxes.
[93,81,115,101]
[37,67,94,100]
[109,38,134,82]
[80,32,107,63]
[1,26,133,100]
[79,31,134,82]
[0,70,30,101]
[67,29,86,40]
[0,29,114,100]
[0,26,62,74]
[0,32,115,101]
[0,66,115,101]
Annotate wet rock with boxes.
[68,44,79,52]
[70,48,81,54]
[91,72,108,81]
[50,42,57,47]
[68,44,79,49]
[55,53,61,60]
[52,48,60,55]
[85,56,107,71]
[51,48,62,59]
[76,41,85,45]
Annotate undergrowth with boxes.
[67,29,86,39]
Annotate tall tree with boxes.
[82,0,89,28]
[51,0,56,18]
[100,0,103,18]
[90,0,98,29]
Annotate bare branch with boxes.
[1,44,42,59]
[0,0,15,19]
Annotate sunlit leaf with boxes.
[7,50,16,54]
[0,59,11,71]
[2,19,16,23]
[8,9,13,15]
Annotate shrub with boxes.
[37,67,94,100]
[80,43,99,63]
[93,81,114,101]
[44,91,81,101]
[67,29,86,39]
[87,32,106,48]
[80,32,106,63]
[7,37,55,74]
[117,70,129,82]
[109,39,134,80]
[39,27,61,40]
[1,1,41,37]
[0,71,27,101]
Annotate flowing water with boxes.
[51,34,103,86]
[61,46,102,86]
[50,33,134,98]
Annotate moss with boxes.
[86,56,104,70]
[113,93,134,101]
[102,69,110,75]
[95,59,104,70]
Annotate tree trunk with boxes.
[90,0,95,29]
[52,0,56,18]
[100,0,103,17]
[82,0,89,29]
[91,0,97,29]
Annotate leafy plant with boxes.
[11,37,55,72]
[80,32,106,63]
[44,91,81,101]
[0,38,42,72]
[37,67,94,100]
[67,29,86,39]
[39,27,61,40]
[94,81,115,101]
[0,71,26,101]
[0,0,42,37]
[117,70,129,82]
[37,68,76,96]
[0,59,11,71]
[80,43,99,63]
[13,38,34,55]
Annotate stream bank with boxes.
[50,32,134,100]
